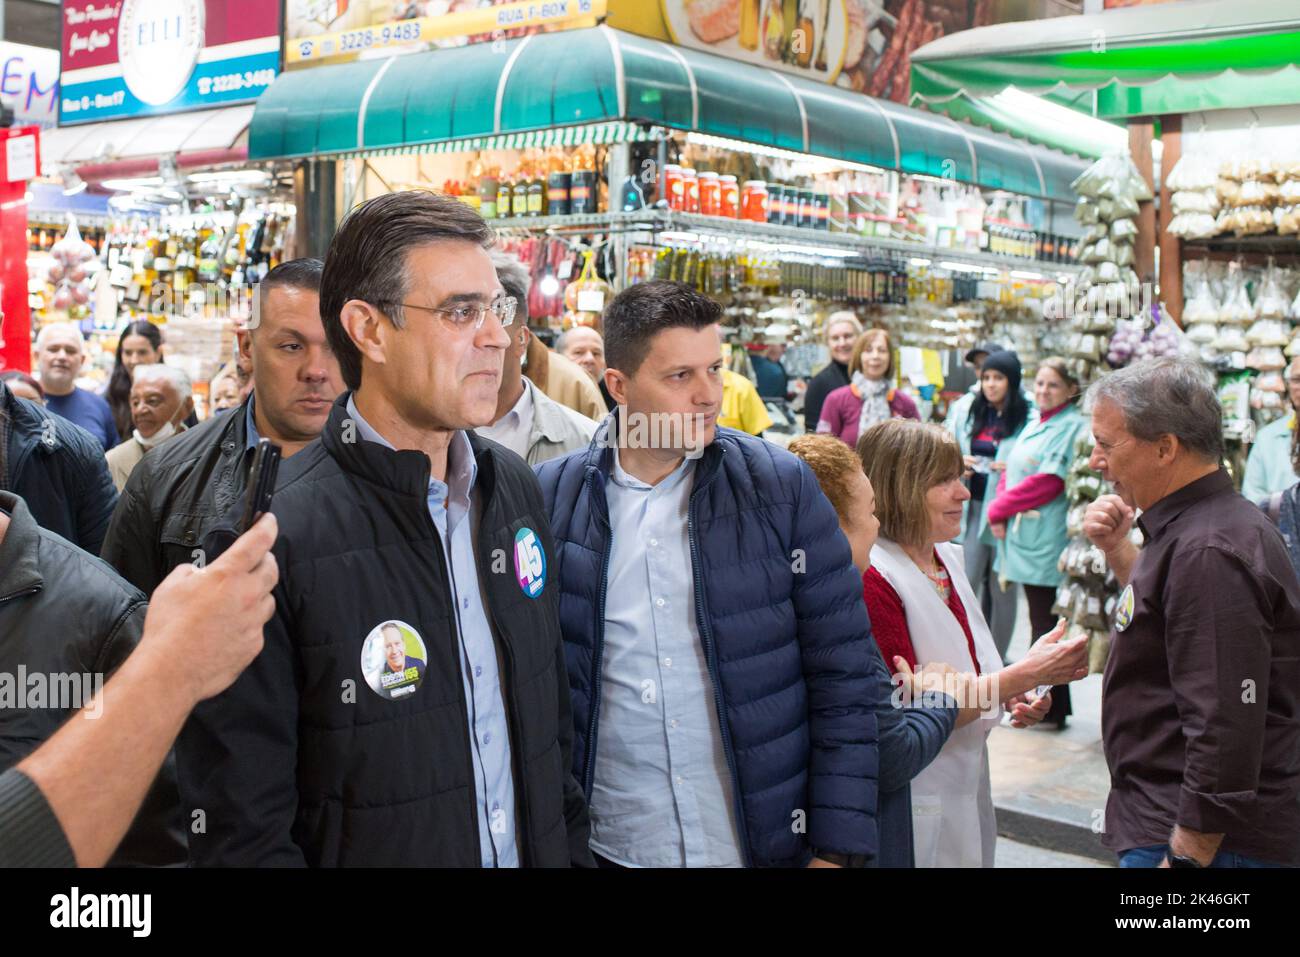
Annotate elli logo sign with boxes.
[117,0,204,106]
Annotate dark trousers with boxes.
[1024,583,1071,723]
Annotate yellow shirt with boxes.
[719,369,772,435]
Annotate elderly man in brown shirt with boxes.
[1083,356,1300,868]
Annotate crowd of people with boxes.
[0,188,1297,871]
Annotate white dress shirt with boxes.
[476,382,534,460]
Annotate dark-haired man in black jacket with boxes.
[101,258,342,595]
[176,191,591,867]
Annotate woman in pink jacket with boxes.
[816,328,919,446]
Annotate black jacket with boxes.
[0,491,186,866]
[101,394,253,594]
[802,360,850,432]
[175,395,592,867]
[1,382,117,556]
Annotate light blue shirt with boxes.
[1242,413,1299,502]
[244,395,261,450]
[589,445,744,868]
[345,395,518,868]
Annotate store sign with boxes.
[285,0,606,66]
[59,0,282,125]
[655,0,852,85]
[0,43,61,130]
[611,1,1073,102]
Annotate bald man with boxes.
[556,326,613,410]
[37,323,118,451]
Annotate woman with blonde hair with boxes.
[816,328,919,446]
[803,311,863,432]
[857,419,1089,867]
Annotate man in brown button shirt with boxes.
[1083,357,1300,868]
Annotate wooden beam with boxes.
[1129,120,1157,286]
[1158,115,1184,326]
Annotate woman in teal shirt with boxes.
[987,357,1085,728]
[947,350,1030,661]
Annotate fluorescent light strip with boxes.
[684,132,887,176]
[939,260,1001,275]
[986,88,1128,154]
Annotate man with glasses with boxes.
[176,190,593,867]
[1242,356,1300,503]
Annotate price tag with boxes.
[557,259,574,280]
[576,289,605,313]
[109,263,134,288]
[5,135,37,182]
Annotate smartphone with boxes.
[240,438,282,533]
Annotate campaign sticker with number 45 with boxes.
[514,527,546,599]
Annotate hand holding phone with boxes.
[240,439,282,533]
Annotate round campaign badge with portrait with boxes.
[1114,584,1136,632]
[362,620,428,701]
[514,527,546,599]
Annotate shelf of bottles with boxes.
[487,208,1080,279]
[99,201,294,325]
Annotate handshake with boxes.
[891,618,1089,730]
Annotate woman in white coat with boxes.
[857,419,1090,867]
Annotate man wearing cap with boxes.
[943,340,1002,438]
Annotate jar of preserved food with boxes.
[663,164,684,211]
[527,180,545,216]
[719,175,740,217]
[698,172,721,216]
[742,181,769,223]
[681,168,700,214]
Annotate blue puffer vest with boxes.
[534,420,880,866]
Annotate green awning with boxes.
[251,26,1085,201]
[910,0,1300,150]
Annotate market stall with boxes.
[909,0,1300,656]
[248,23,1088,421]
[15,0,293,405]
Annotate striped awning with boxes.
[358,121,650,159]
[250,25,1086,201]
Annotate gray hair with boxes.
[555,326,602,355]
[35,322,84,351]
[1085,356,1222,462]
[490,250,531,324]
[132,363,192,399]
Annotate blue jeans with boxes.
[1118,844,1285,868]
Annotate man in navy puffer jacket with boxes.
[535,281,881,868]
